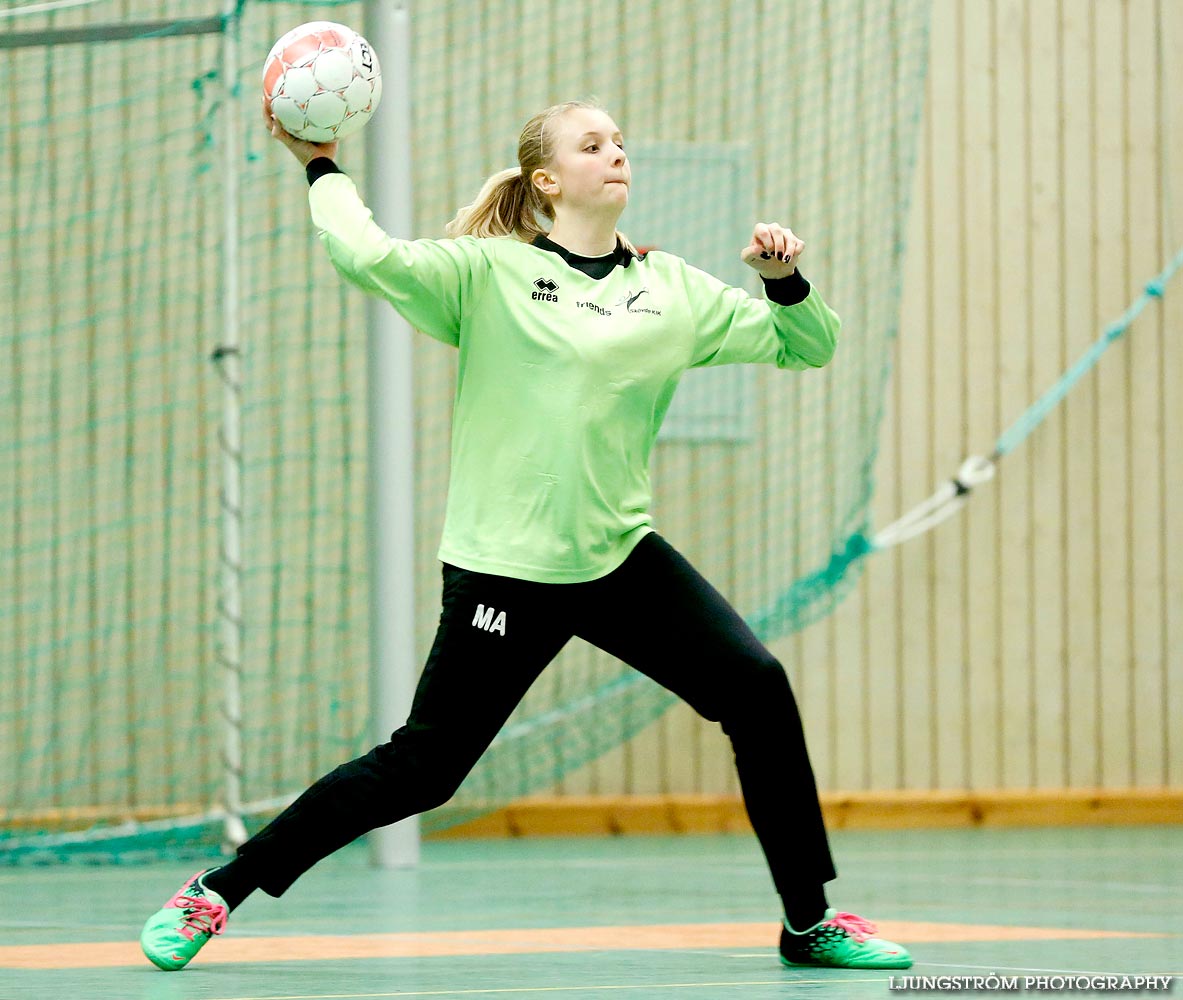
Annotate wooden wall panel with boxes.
[1163,0,1183,786]
[994,0,1034,789]
[1058,0,1104,789]
[1026,0,1068,789]
[1093,0,1133,789]
[925,1,968,790]
[601,0,1181,799]
[808,0,1182,797]
[1125,0,1167,786]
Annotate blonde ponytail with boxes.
[446,101,638,255]
[445,167,551,241]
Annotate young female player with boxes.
[140,100,912,972]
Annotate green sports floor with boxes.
[2,825,1179,999]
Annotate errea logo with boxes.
[532,277,559,302]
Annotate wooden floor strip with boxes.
[0,920,1161,970]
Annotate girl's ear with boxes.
[531,168,558,197]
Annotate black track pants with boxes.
[237,532,836,898]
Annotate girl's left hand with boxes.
[740,223,804,278]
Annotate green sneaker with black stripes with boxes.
[779,908,913,969]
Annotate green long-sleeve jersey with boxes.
[308,168,840,583]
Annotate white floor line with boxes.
[203,978,887,1000]
[921,961,1179,977]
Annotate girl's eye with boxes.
[585,145,598,152]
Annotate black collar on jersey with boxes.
[532,234,636,279]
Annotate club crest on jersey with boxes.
[532,277,559,302]
[615,287,662,315]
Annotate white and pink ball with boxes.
[263,22,382,143]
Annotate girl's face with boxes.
[535,107,630,219]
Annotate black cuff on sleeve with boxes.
[306,157,343,187]
[762,269,811,306]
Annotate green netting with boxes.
[0,0,930,862]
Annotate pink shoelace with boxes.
[167,891,228,941]
[823,911,878,942]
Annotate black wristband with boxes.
[762,270,811,306]
[306,157,343,187]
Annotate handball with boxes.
[263,21,382,143]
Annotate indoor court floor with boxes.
[1,825,1179,999]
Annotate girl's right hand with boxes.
[262,100,339,166]
[740,222,804,278]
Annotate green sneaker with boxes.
[779,908,912,969]
[140,869,228,970]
